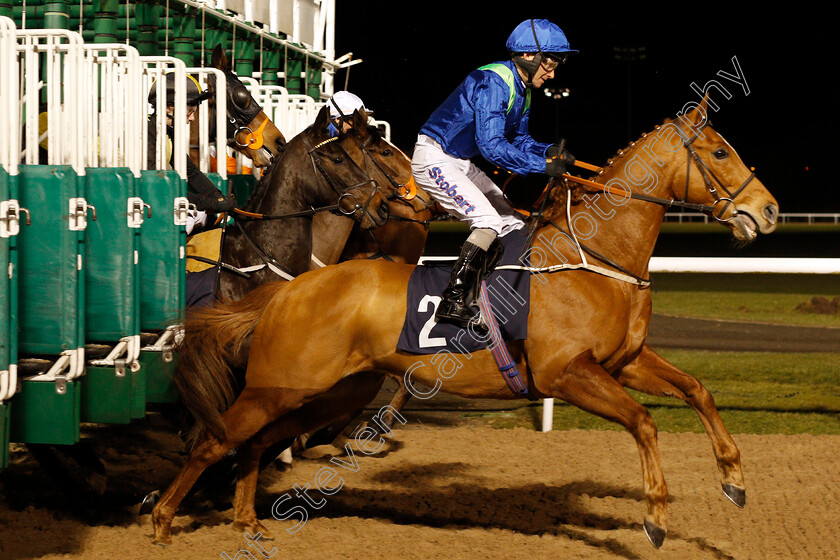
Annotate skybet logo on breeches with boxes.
[428,166,477,215]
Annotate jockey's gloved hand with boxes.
[546,143,576,167]
[201,192,238,213]
[545,155,568,178]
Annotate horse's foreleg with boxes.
[547,351,668,548]
[616,343,745,506]
[151,387,297,545]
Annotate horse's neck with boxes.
[246,145,309,214]
[532,131,683,279]
[220,141,321,293]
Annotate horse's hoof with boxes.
[643,519,666,549]
[722,483,746,508]
[138,490,160,515]
[234,520,274,540]
[151,534,172,547]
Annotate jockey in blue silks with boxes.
[411,18,578,329]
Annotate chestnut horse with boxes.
[300,149,442,447]
[152,100,779,548]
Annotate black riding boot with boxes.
[435,240,503,329]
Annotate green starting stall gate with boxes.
[0,0,370,472]
[0,17,230,466]
[1,16,20,468]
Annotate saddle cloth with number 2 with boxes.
[396,228,531,355]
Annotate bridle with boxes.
[519,121,758,286]
[560,121,754,223]
[680,122,755,222]
[328,98,420,205]
[211,70,271,152]
[232,133,384,223]
[357,133,436,216]
[209,130,387,283]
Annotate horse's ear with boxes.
[211,45,228,70]
[313,105,331,139]
[352,109,369,137]
[699,93,710,114]
[678,94,711,132]
[689,94,711,126]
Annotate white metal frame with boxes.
[16,29,85,177]
[81,43,144,176]
[0,16,18,403]
[141,56,189,179]
[185,67,228,180]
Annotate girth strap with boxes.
[476,281,537,400]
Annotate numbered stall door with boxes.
[84,168,139,346]
[137,170,186,405]
[11,164,85,446]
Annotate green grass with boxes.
[649,273,840,327]
[464,350,840,435]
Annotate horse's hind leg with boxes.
[375,379,413,432]
[545,351,669,548]
[233,430,295,538]
[231,372,386,536]
[617,343,746,506]
[151,387,302,545]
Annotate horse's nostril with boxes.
[762,204,778,224]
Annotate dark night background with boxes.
[335,5,834,215]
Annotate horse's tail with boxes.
[173,282,283,449]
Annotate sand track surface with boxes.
[2,420,838,560]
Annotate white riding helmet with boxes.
[328,90,370,119]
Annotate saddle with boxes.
[186,229,223,273]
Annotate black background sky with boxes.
[335,4,834,213]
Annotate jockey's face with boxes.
[166,105,198,125]
[332,117,353,134]
[516,53,555,88]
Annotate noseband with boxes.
[681,122,755,222]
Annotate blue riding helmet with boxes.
[506,19,577,56]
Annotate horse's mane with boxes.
[239,150,280,212]
[541,118,674,224]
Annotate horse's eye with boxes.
[332,156,344,164]
[713,148,729,160]
[381,149,393,157]
[231,87,251,110]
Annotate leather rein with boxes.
[561,122,755,222]
[519,122,756,286]
[210,133,387,282]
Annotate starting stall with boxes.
[0,0,377,473]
